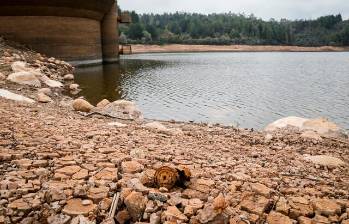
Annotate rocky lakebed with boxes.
[0,37,348,224]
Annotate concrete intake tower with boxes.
[0,0,127,66]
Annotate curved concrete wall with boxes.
[0,0,119,65]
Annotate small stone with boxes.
[69,83,80,91]
[82,200,93,206]
[70,215,95,224]
[267,211,293,224]
[240,195,271,215]
[62,199,97,216]
[128,178,149,193]
[97,99,110,108]
[0,72,5,80]
[124,191,147,221]
[197,205,220,223]
[276,197,290,215]
[107,122,127,128]
[161,206,188,223]
[8,198,31,211]
[38,92,52,103]
[313,214,331,224]
[304,155,346,167]
[38,88,52,95]
[301,130,322,141]
[87,187,109,203]
[94,168,118,181]
[121,161,144,174]
[56,165,81,176]
[99,198,112,211]
[63,74,74,80]
[312,199,341,216]
[298,216,312,224]
[148,191,168,202]
[116,210,131,224]
[250,183,272,197]
[72,99,94,112]
[48,188,66,202]
[150,213,160,224]
[213,193,226,212]
[72,169,89,180]
[47,214,71,224]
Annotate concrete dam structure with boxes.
[0,0,128,66]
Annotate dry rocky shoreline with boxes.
[130,44,349,54]
[0,37,349,224]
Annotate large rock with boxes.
[265,116,345,138]
[7,71,41,87]
[265,116,308,132]
[0,89,35,103]
[96,100,143,120]
[62,199,97,216]
[124,191,147,221]
[10,61,63,88]
[39,74,63,88]
[302,117,343,137]
[304,155,346,167]
[11,61,31,72]
[73,99,94,112]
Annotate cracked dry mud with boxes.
[0,97,348,224]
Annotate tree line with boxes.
[119,12,349,46]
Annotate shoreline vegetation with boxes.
[120,12,349,47]
[1,37,349,223]
[129,44,349,54]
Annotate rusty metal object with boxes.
[154,166,179,190]
[155,165,192,190]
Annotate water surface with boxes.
[75,52,349,130]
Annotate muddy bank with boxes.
[1,38,349,224]
[130,44,349,54]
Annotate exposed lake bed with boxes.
[76,52,349,130]
[1,37,349,224]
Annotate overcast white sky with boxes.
[118,0,349,20]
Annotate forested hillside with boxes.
[119,12,349,46]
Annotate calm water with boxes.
[75,52,349,130]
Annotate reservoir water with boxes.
[75,52,349,130]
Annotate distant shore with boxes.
[130,44,349,54]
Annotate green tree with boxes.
[127,23,144,40]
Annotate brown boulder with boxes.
[72,99,94,112]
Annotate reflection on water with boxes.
[75,52,349,130]
[75,60,164,105]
